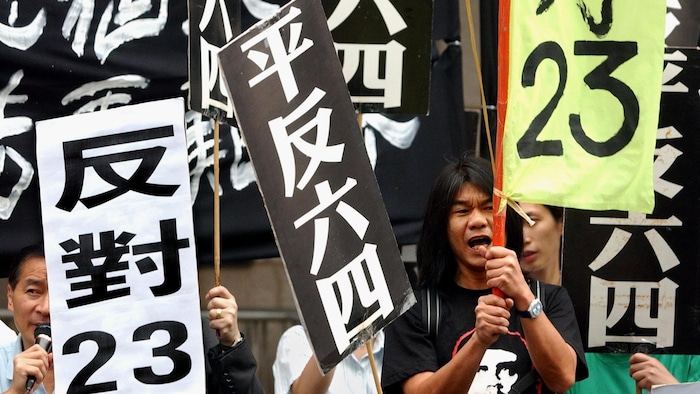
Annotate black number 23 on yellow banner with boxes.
[502,0,665,214]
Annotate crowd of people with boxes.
[2,152,696,393]
[270,153,697,394]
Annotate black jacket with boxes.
[203,319,264,394]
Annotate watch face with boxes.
[531,300,542,316]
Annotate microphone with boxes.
[25,323,51,394]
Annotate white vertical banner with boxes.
[35,98,205,393]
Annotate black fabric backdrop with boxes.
[0,0,468,272]
[562,47,700,354]
[1,1,698,272]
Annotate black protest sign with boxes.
[322,0,433,115]
[562,47,700,354]
[666,0,700,47]
[217,0,415,371]
[188,0,242,122]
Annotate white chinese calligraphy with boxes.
[294,178,361,275]
[662,50,689,93]
[185,110,255,204]
[242,0,279,20]
[665,0,682,40]
[62,74,150,113]
[0,70,32,136]
[196,0,235,118]
[0,69,34,220]
[326,0,406,35]
[316,244,393,351]
[269,88,344,197]
[240,6,313,102]
[0,1,46,50]
[187,110,220,203]
[63,0,167,63]
[336,41,405,108]
[326,0,407,108]
[585,53,690,348]
[589,277,677,347]
[0,145,34,220]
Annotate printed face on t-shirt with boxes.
[455,330,536,393]
[469,349,518,394]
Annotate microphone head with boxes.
[34,323,52,353]
[26,323,52,392]
[34,323,51,338]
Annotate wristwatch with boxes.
[517,298,543,319]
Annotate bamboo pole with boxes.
[366,340,383,394]
[357,107,379,392]
[213,119,221,287]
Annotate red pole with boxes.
[492,0,511,298]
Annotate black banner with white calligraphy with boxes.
[188,0,241,122]
[0,0,190,270]
[0,0,465,275]
[322,0,433,114]
[562,47,700,354]
[666,0,700,47]
[218,0,415,371]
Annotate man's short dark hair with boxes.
[9,244,44,289]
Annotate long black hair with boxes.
[416,153,524,290]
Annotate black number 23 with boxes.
[517,40,639,159]
[63,321,191,393]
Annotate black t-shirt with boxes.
[382,281,588,394]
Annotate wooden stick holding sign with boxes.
[213,119,221,287]
[355,108,383,394]
[185,0,243,287]
[367,339,382,394]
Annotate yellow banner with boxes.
[502,0,665,213]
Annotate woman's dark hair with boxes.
[416,153,523,290]
[543,205,564,222]
[9,244,44,289]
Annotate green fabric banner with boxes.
[502,0,665,213]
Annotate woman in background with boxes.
[516,205,700,393]
[519,203,563,285]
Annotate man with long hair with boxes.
[382,153,588,394]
